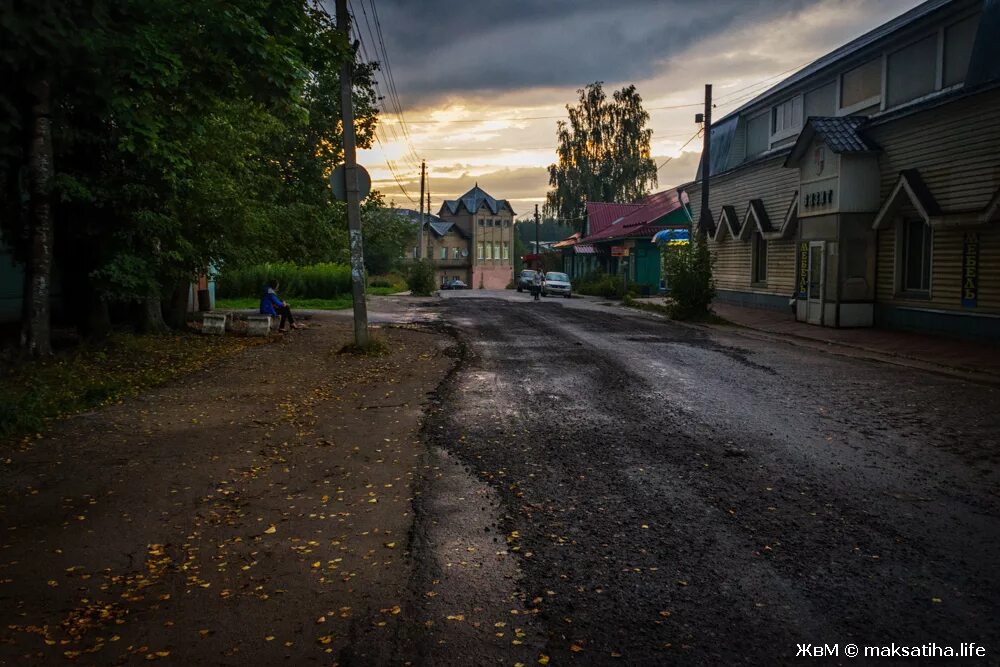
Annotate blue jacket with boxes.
[260,287,284,315]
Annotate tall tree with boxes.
[545,82,657,232]
[0,0,380,342]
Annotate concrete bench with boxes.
[201,312,227,335]
[246,314,273,337]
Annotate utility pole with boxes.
[418,160,426,259]
[336,0,369,346]
[699,84,712,234]
[534,204,540,269]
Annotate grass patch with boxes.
[623,295,733,325]
[0,333,267,443]
[368,286,403,296]
[216,296,354,310]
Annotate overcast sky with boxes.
[352,0,925,216]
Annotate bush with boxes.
[217,262,351,299]
[575,270,637,299]
[405,259,438,296]
[664,235,715,319]
[369,272,406,290]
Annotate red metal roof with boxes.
[581,189,688,243]
[585,202,643,236]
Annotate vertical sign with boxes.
[798,241,809,298]
[961,232,979,308]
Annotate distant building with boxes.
[681,0,1000,339]
[437,185,516,289]
[555,189,691,292]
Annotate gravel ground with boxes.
[410,294,1000,666]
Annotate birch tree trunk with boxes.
[21,78,54,357]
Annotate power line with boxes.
[390,102,703,125]
[656,129,703,171]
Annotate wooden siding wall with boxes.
[877,224,1000,311]
[686,155,799,296]
[866,88,1000,214]
[870,88,1000,314]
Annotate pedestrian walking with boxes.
[532,269,542,301]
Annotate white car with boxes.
[542,272,572,298]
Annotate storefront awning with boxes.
[651,228,690,246]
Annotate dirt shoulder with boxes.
[0,316,454,665]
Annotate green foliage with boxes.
[575,270,636,299]
[515,218,576,244]
[405,259,438,297]
[546,82,658,231]
[369,272,406,290]
[368,272,407,295]
[664,236,716,320]
[216,296,353,311]
[362,207,417,275]
[217,263,352,300]
[0,0,380,330]
[0,333,265,440]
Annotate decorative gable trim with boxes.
[714,205,741,241]
[739,199,773,241]
[872,169,941,230]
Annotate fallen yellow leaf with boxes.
[538,655,550,664]
[264,525,277,534]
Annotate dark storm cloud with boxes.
[361,0,830,106]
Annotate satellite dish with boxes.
[461,249,469,257]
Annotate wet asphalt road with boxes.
[410,293,1000,666]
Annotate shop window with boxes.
[751,232,768,284]
[900,219,931,293]
[887,35,937,108]
[840,58,882,109]
[944,13,980,87]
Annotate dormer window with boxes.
[839,57,881,112]
[771,96,803,141]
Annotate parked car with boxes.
[440,278,470,290]
[516,269,537,293]
[542,272,572,298]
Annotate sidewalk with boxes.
[708,302,1000,383]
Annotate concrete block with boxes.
[247,315,272,337]
[202,312,227,335]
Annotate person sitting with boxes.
[260,280,303,332]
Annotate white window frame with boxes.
[882,34,940,112]
[837,56,883,116]
[440,246,448,260]
[894,218,933,297]
[477,242,484,260]
[770,95,803,143]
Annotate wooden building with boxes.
[559,190,691,292]
[681,0,1000,339]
